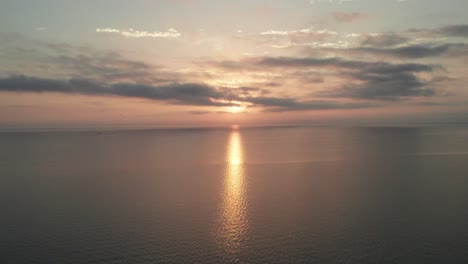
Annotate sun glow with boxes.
[228,106,245,113]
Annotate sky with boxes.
[0,0,467,129]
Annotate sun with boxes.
[228,106,244,113]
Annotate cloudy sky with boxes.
[1,0,467,128]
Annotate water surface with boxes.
[1,126,468,263]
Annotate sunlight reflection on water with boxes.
[216,130,247,261]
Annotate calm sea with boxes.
[1,126,468,263]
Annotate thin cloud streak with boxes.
[96,28,181,38]
[332,12,369,23]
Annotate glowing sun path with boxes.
[216,129,247,261]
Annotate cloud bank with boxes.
[0,75,368,111]
[208,56,440,100]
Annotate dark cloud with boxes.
[360,33,409,47]
[243,97,371,112]
[257,57,344,67]
[303,41,468,60]
[346,43,465,59]
[318,60,438,100]
[359,25,468,49]
[0,75,369,111]
[263,82,282,87]
[189,110,236,115]
[0,75,233,107]
[332,12,368,23]
[409,24,468,38]
[189,110,211,115]
[437,25,468,37]
[254,56,379,70]
[286,71,324,84]
[208,56,439,100]
[235,86,269,96]
[330,71,436,100]
[254,57,435,73]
